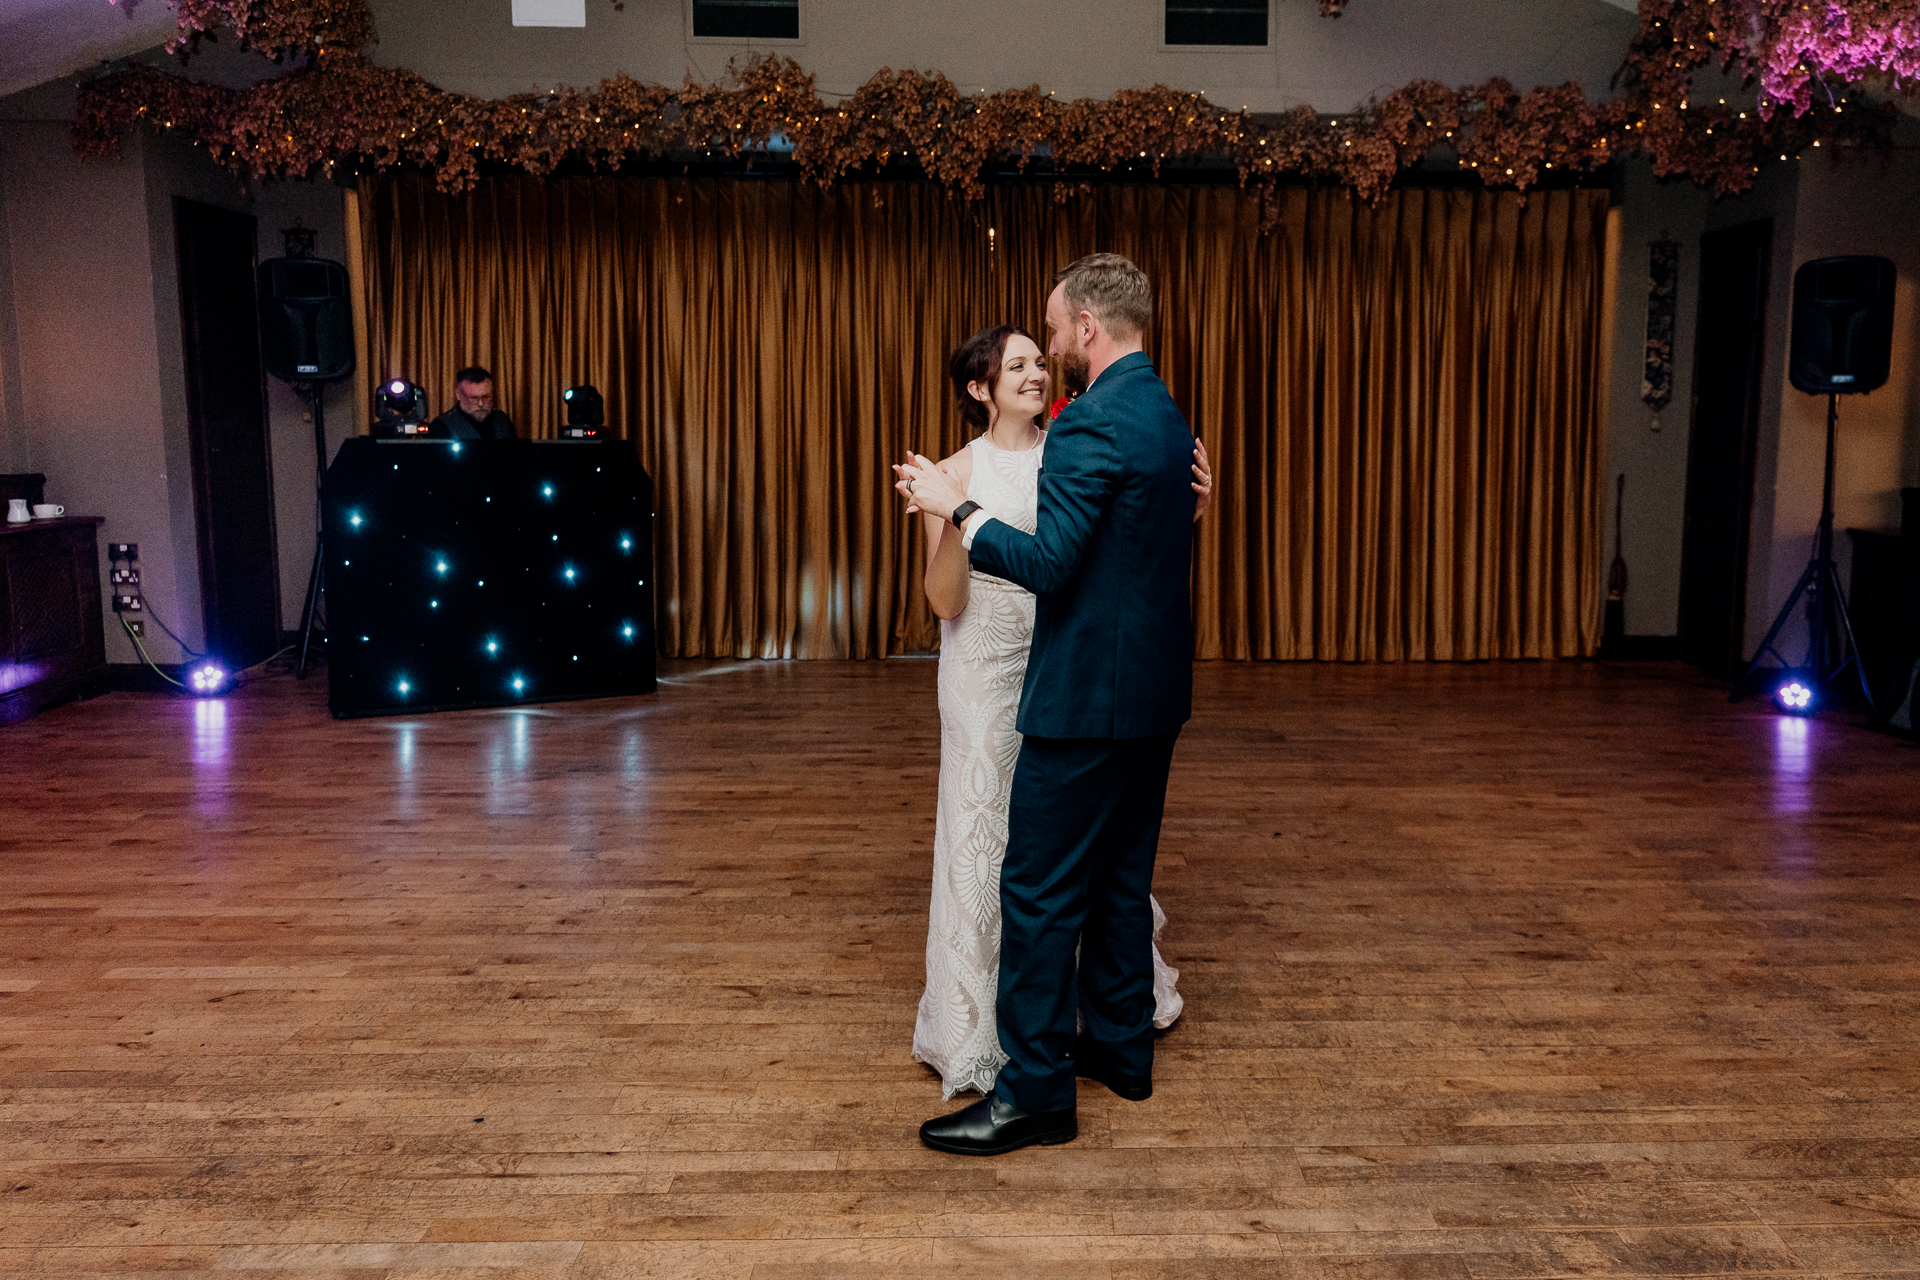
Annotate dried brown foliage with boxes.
[75,0,1896,218]
[160,0,373,58]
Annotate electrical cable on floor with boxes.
[137,598,205,660]
[120,616,296,694]
[120,617,186,688]
[237,645,296,677]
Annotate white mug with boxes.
[5,498,28,523]
[31,503,63,519]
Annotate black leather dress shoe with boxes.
[919,1094,1077,1156]
[1073,1033,1152,1101]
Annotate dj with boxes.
[431,366,518,440]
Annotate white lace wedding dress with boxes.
[912,432,1183,1100]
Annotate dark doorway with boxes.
[1679,220,1772,677]
[175,198,280,668]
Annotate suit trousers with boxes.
[992,727,1182,1113]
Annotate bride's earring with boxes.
[970,382,994,430]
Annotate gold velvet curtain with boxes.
[357,175,1607,661]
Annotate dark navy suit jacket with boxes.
[968,351,1194,740]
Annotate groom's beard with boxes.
[1057,346,1091,396]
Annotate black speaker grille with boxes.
[265,258,347,300]
[257,257,354,382]
[1815,260,1867,297]
[1788,255,1896,396]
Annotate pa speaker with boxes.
[257,257,354,382]
[1789,255,1895,395]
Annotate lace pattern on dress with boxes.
[912,434,1182,1099]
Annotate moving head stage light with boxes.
[562,384,605,438]
[372,378,433,437]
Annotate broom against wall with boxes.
[1605,474,1627,653]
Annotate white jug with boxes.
[5,498,29,523]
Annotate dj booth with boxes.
[320,437,655,718]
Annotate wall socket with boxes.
[108,546,146,624]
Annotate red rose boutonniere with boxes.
[1048,396,1071,421]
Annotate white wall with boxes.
[1602,140,1920,658]
[1603,160,1710,639]
[0,80,349,662]
[0,0,177,100]
[0,115,201,664]
[0,135,28,473]
[367,0,1637,114]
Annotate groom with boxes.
[894,252,1194,1156]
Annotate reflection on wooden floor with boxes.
[1,658,1917,1279]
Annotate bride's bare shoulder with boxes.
[937,441,974,483]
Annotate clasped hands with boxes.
[893,454,968,523]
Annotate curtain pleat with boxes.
[359,175,1606,662]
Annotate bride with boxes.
[911,323,1213,1098]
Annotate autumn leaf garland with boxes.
[74,0,1903,210]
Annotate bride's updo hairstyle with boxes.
[948,324,1035,431]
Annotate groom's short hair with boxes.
[1055,253,1152,340]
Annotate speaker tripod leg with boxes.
[1819,559,1875,705]
[294,380,332,681]
[296,535,324,680]
[1731,559,1819,702]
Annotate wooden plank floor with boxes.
[2,658,1918,1279]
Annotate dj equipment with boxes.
[370,379,438,437]
[257,257,354,382]
[321,438,655,717]
[258,254,355,678]
[1788,255,1895,396]
[561,383,605,438]
[1734,256,1898,708]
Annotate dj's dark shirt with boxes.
[432,408,518,440]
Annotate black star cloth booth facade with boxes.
[321,437,655,718]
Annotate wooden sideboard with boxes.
[0,516,107,724]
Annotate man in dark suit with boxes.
[894,253,1194,1156]
[430,366,518,440]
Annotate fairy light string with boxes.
[75,0,1907,220]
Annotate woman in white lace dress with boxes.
[911,325,1213,1099]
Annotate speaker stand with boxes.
[1731,392,1874,706]
[295,382,330,679]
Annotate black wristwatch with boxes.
[951,501,982,529]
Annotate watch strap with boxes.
[951,500,983,529]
